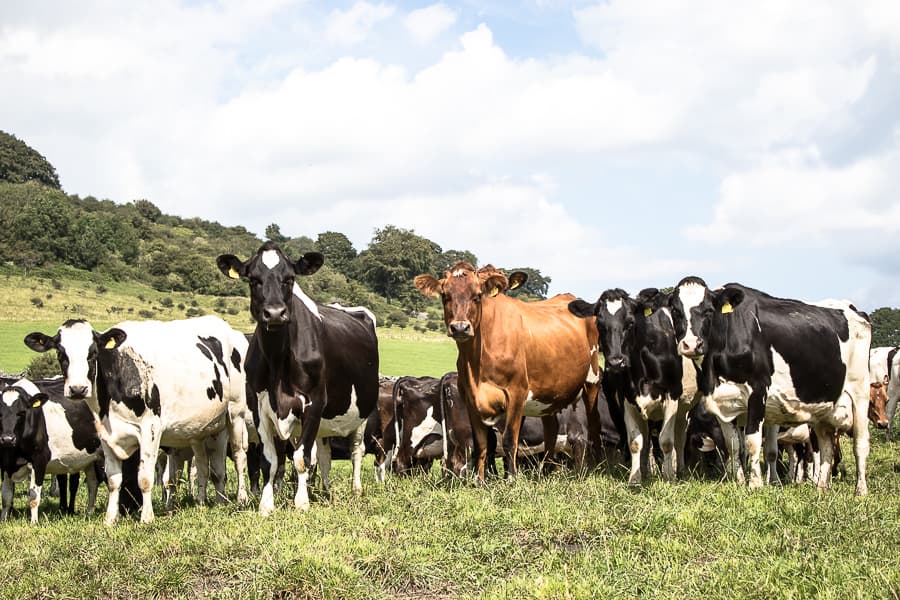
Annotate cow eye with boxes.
[473,294,482,303]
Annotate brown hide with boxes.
[415,263,601,480]
[869,381,889,428]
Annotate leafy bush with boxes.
[384,309,408,328]
[138,309,156,319]
[26,352,60,379]
[30,296,43,308]
[185,307,205,317]
[160,297,174,308]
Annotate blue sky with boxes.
[2,1,900,309]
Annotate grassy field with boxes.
[0,437,897,599]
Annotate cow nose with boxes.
[262,306,288,323]
[876,422,888,429]
[607,356,627,370]
[69,385,89,399]
[0,434,15,447]
[449,321,472,338]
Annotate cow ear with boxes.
[568,299,597,318]
[24,332,57,353]
[295,252,324,276]
[414,274,441,297]
[29,393,49,409]
[635,288,661,317]
[508,271,528,291]
[715,288,744,314]
[480,273,508,297]
[96,328,127,350]
[216,255,246,280]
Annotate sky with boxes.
[3,1,900,309]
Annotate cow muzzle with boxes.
[0,434,16,447]
[448,321,472,340]
[67,385,90,400]
[678,338,704,358]
[606,356,628,372]
[261,306,289,329]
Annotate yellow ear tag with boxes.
[228,267,240,280]
[489,287,499,297]
[721,302,733,314]
[105,338,117,349]
[32,400,41,408]
[643,307,653,317]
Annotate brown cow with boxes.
[869,380,890,430]
[414,262,601,481]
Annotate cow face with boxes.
[0,387,47,448]
[217,242,324,329]
[869,380,890,428]
[394,390,442,474]
[568,289,635,373]
[668,277,716,358]
[414,262,518,341]
[24,320,117,399]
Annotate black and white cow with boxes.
[568,288,700,483]
[0,377,103,522]
[667,276,871,495]
[25,316,251,524]
[392,375,442,475]
[217,242,379,514]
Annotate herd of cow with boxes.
[0,242,895,525]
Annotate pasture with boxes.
[0,437,897,599]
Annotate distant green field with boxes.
[0,321,459,378]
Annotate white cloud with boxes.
[324,1,396,45]
[404,3,457,45]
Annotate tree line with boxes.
[0,131,550,326]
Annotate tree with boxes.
[265,223,289,244]
[0,131,61,189]
[434,249,478,274]
[871,307,900,347]
[315,231,357,277]
[355,225,439,308]
[132,199,162,223]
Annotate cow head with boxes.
[216,242,324,329]
[393,380,443,474]
[668,277,745,359]
[0,384,48,448]
[24,320,127,400]
[869,378,890,428]
[568,289,636,373]
[414,262,525,341]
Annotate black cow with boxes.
[217,242,379,514]
[392,375,442,474]
[569,288,700,484]
[667,276,871,495]
[0,377,104,521]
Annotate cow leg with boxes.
[718,418,745,484]
[764,425,779,485]
[350,421,366,495]
[227,411,249,505]
[1,474,12,520]
[29,466,44,524]
[582,386,603,467]
[502,401,525,480]
[247,442,261,496]
[103,453,123,526]
[55,475,67,514]
[292,442,311,511]
[257,420,281,516]
[674,405,689,479]
[85,464,99,514]
[659,398,679,481]
[67,473,79,514]
[162,452,177,511]
[317,438,333,495]
[136,443,158,524]
[209,432,229,505]
[887,382,899,442]
[540,415,559,475]
[190,440,211,507]
[849,391,870,497]
[623,403,646,485]
[813,423,834,491]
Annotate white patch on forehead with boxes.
[293,283,322,321]
[409,406,442,450]
[12,379,40,397]
[59,322,96,395]
[2,391,20,407]
[261,250,281,270]
[605,299,623,315]
[678,283,706,312]
[452,269,466,277]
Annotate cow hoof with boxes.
[855,484,868,497]
[259,504,274,517]
[237,491,249,505]
[294,501,310,511]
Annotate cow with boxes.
[667,276,871,495]
[391,375,442,475]
[870,346,894,439]
[568,288,701,484]
[414,262,602,481]
[216,242,379,515]
[25,316,251,524]
[372,376,398,482]
[0,377,103,522]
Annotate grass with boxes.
[0,436,897,599]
